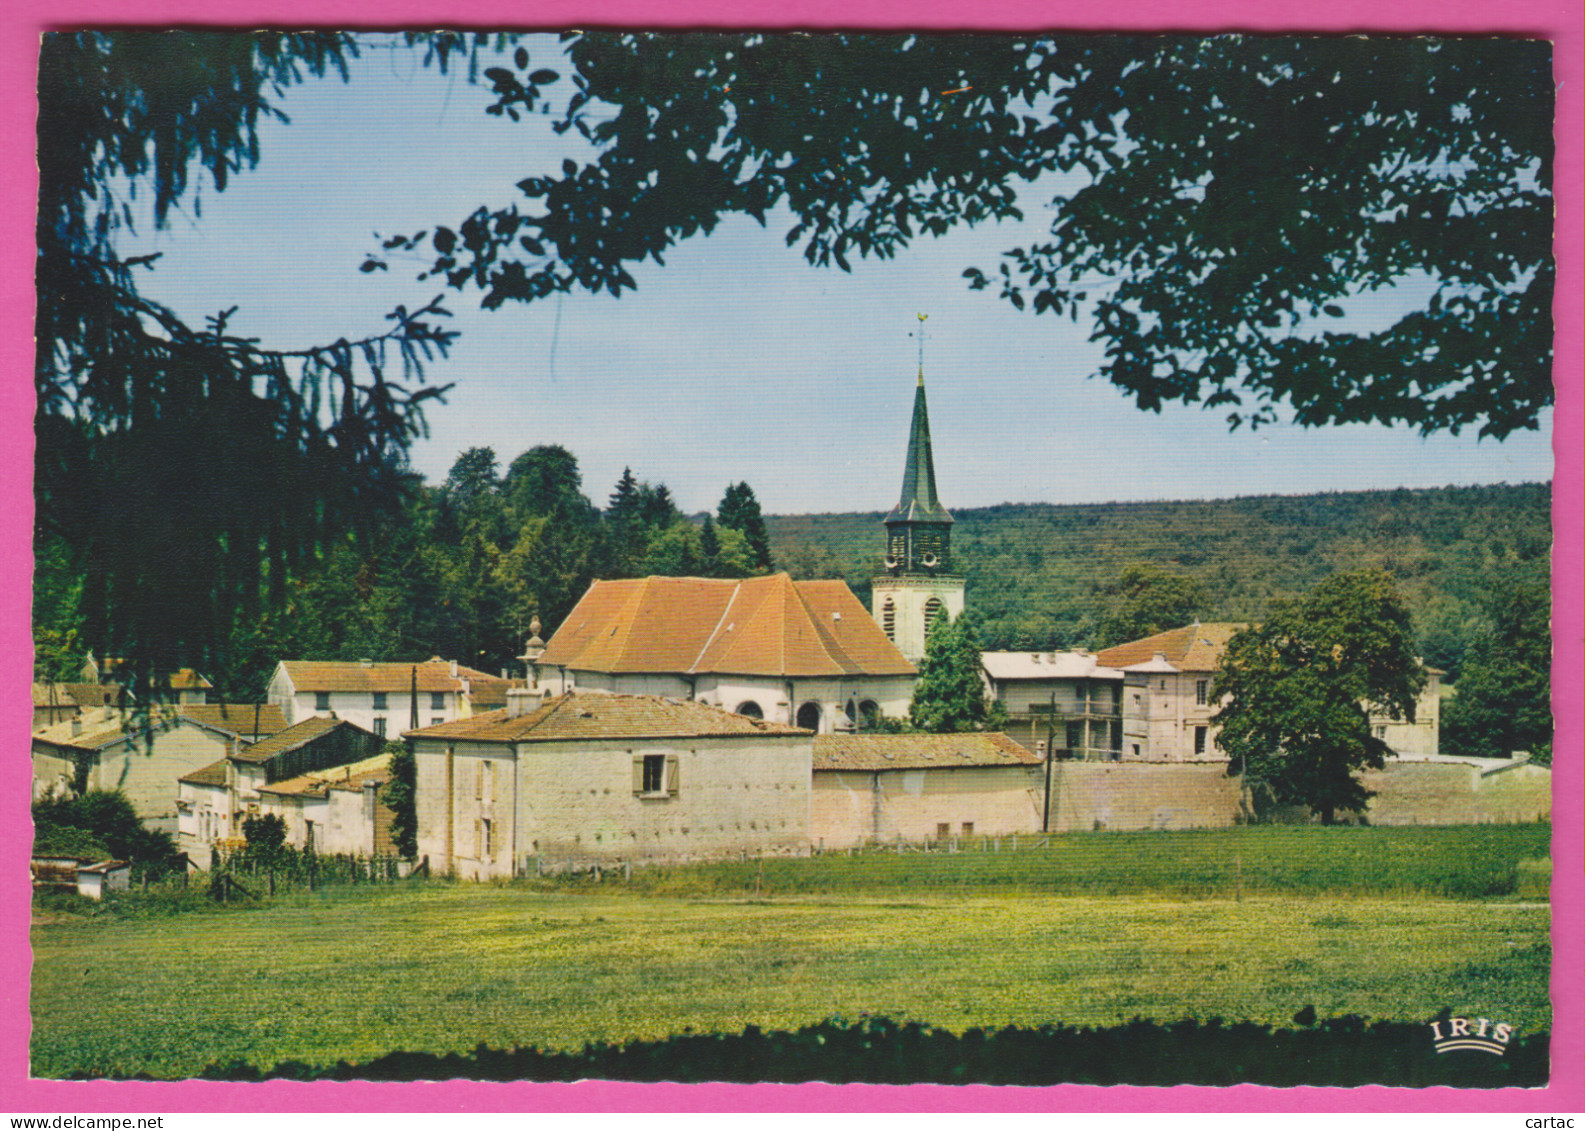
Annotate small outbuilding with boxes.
[812,732,1044,849]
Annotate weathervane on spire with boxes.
[916,312,928,384]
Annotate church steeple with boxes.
[871,316,966,664]
[883,314,953,574]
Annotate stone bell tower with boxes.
[871,316,965,663]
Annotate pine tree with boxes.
[717,482,773,571]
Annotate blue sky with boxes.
[122,35,1555,517]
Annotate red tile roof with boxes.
[277,659,470,694]
[538,574,914,678]
[1093,623,1246,673]
[406,692,809,745]
[814,732,1039,771]
[178,703,289,737]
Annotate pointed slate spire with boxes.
[885,372,953,525]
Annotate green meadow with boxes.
[30,826,1551,1079]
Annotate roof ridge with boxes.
[693,577,744,673]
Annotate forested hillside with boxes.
[769,482,1552,676]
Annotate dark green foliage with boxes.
[717,482,773,570]
[1096,563,1208,648]
[909,613,1002,733]
[766,483,1551,666]
[241,813,287,855]
[36,31,456,696]
[383,741,419,857]
[1215,570,1424,824]
[504,445,595,525]
[32,791,178,877]
[1443,578,1552,763]
[185,1013,1547,1086]
[395,34,1551,440]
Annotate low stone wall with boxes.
[1046,761,1246,832]
[1361,759,1551,825]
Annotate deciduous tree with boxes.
[1214,569,1424,824]
[910,612,1002,733]
[394,33,1552,440]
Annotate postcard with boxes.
[5,0,1581,1117]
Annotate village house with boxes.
[811,732,1044,849]
[32,707,247,832]
[1094,623,1246,762]
[254,754,398,856]
[406,690,813,879]
[31,680,123,731]
[266,657,511,736]
[980,651,1126,758]
[530,573,916,734]
[175,716,384,861]
[83,657,212,705]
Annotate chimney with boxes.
[449,659,458,679]
[506,688,543,718]
[1036,739,1048,758]
[70,716,82,737]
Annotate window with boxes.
[476,817,492,861]
[431,717,444,727]
[858,700,881,729]
[304,820,315,850]
[960,822,974,836]
[936,823,951,841]
[734,700,763,720]
[640,747,665,792]
[1195,680,1208,706]
[796,702,822,731]
[923,597,945,641]
[372,691,388,710]
[373,717,386,737]
[881,598,895,641]
[476,760,494,803]
[1159,679,1167,691]
[431,692,445,710]
[1194,726,1208,756]
[314,691,331,711]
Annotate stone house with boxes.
[531,573,916,735]
[266,657,510,737]
[32,707,241,832]
[811,732,1044,848]
[31,681,123,731]
[406,690,813,879]
[1095,623,1245,762]
[254,754,398,856]
[980,651,1126,758]
[175,716,384,860]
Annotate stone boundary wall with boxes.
[1046,761,1246,831]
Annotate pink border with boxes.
[2,0,1579,1113]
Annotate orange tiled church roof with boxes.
[538,574,915,678]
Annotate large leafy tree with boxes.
[389,33,1552,440]
[910,612,1001,733]
[1214,569,1424,824]
[1442,578,1552,764]
[36,31,464,693]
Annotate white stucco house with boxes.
[266,657,510,737]
[175,716,385,862]
[406,690,814,879]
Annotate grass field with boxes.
[30,827,1551,1080]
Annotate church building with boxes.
[871,344,965,662]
